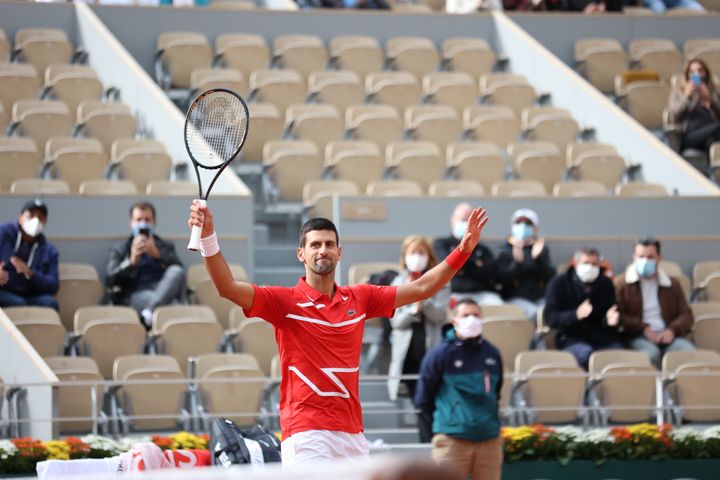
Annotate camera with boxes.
[139,227,150,237]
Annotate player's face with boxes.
[298,230,342,276]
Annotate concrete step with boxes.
[365,428,421,445]
[254,266,305,287]
[362,401,403,429]
[359,380,391,403]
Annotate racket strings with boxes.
[186,91,248,169]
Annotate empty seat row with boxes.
[0,178,197,196]
[0,27,80,76]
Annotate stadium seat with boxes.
[365,71,423,113]
[479,73,537,115]
[483,318,534,373]
[325,140,384,191]
[347,262,399,285]
[513,351,587,424]
[442,37,496,79]
[186,263,248,296]
[109,138,172,191]
[242,103,283,164]
[521,107,580,151]
[329,36,384,79]
[624,80,670,130]
[366,179,423,197]
[0,136,41,191]
[553,180,610,197]
[692,260,720,288]
[0,63,41,113]
[45,356,105,434]
[481,304,528,320]
[615,182,669,197]
[195,352,266,428]
[422,71,478,114]
[215,33,270,80]
[0,102,6,131]
[508,141,565,192]
[193,279,236,331]
[663,350,720,423]
[386,141,444,191]
[151,305,223,374]
[208,0,256,9]
[57,263,104,332]
[446,141,506,192]
[263,140,323,203]
[189,67,246,98]
[303,179,360,219]
[574,38,628,94]
[569,149,626,189]
[629,38,683,84]
[73,306,146,379]
[273,34,328,80]
[113,354,187,431]
[588,350,657,424]
[307,70,364,113]
[248,69,305,116]
[463,105,521,149]
[9,99,74,152]
[683,38,720,75]
[0,28,8,62]
[428,179,484,197]
[42,64,103,120]
[691,306,720,354]
[346,104,404,149]
[491,180,547,197]
[79,179,138,195]
[146,180,197,196]
[13,27,73,76]
[76,101,137,154]
[45,135,107,192]
[4,306,66,358]
[386,37,439,80]
[155,31,213,90]
[234,319,278,377]
[285,104,344,151]
[10,178,70,195]
[405,104,462,150]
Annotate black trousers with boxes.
[682,122,720,152]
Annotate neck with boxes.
[305,271,336,298]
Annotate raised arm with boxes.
[394,207,488,308]
[188,200,255,310]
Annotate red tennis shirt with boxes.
[245,277,397,439]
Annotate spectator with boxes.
[644,0,704,13]
[415,298,503,480]
[433,203,502,306]
[544,247,623,369]
[0,199,59,309]
[388,236,449,402]
[496,208,554,322]
[668,58,720,158]
[106,202,185,327]
[614,238,694,368]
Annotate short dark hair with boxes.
[129,201,156,220]
[637,237,661,255]
[574,247,601,261]
[299,217,339,247]
[453,297,480,315]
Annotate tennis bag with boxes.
[210,418,281,467]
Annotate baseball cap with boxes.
[511,208,539,226]
[21,199,48,217]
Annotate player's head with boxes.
[297,218,342,276]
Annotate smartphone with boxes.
[139,227,150,237]
[691,73,702,86]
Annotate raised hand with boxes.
[531,238,545,259]
[188,199,215,238]
[606,305,619,327]
[458,207,489,254]
[576,299,593,321]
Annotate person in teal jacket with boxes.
[415,298,504,480]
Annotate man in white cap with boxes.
[496,208,554,322]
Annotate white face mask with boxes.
[22,217,43,238]
[455,315,483,339]
[405,253,429,273]
[452,220,468,240]
[576,263,600,283]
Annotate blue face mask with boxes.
[635,258,657,278]
[453,220,468,240]
[512,222,534,241]
[131,222,153,237]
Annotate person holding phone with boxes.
[107,202,185,328]
[667,58,720,158]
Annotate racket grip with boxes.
[187,199,207,252]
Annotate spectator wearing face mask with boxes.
[415,298,503,480]
[106,202,185,328]
[496,208,555,322]
[387,236,450,403]
[544,248,623,369]
[614,238,694,368]
[433,203,502,306]
[0,199,59,309]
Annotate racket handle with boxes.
[187,199,207,252]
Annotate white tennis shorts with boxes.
[281,430,369,467]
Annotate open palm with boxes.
[459,207,489,254]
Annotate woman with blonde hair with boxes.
[667,58,720,157]
[387,235,450,403]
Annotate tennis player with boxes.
[188,201,489,467]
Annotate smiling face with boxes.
[297,229,342,276]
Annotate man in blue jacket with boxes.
[0,199,59,309]
[415,298,503,480]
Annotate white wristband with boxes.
[200,232,220,258]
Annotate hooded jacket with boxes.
[0,222,59,296]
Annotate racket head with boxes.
[184,88,250,170]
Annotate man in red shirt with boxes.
[188,202,488,466]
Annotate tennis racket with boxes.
[184,88,249,251]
